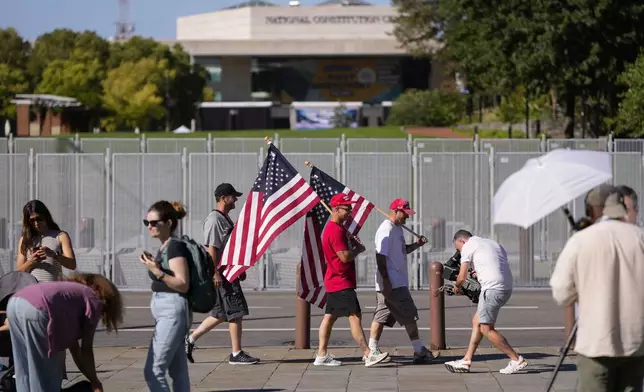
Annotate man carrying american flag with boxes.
[298,165,374,309]
[313,193,390,367]
[219,142,320,284]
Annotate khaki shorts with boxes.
[373,286,419,327]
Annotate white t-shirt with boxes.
[374,219,409,291]
[460,236,513,291]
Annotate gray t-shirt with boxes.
[203,209,234,265]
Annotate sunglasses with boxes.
[29,216,44,224]
[143,219,163,227]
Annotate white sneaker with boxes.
[362,347,392,363]
[313,353,342,366]
[499,355,528,374]
[444,358,471,373]
[364,349,389,367]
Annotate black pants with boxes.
[210,276,249,321]
[325,288,361,318]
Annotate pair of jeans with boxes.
[7,296,65,392]
[144,292,193,392]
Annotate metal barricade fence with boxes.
[346,138,410,153]
[146,138,208,153]
[414,138,476,153]
[415,152,492,288]
[80,138,141,154]
[187,152,262,292]
[0,138,643,291]
[0,154,30,275]
[343,152,413,287]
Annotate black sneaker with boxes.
[228,350,259,365]
[185,337,195,364]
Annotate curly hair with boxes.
[65,272,124,333]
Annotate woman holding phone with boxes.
[140,200,192,392]
[15,200,77,281]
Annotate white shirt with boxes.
[550,219,644,358]
[460,236,513,291]
[374,219,409,291]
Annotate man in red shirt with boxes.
[313,193,390,367]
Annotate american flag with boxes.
[220,143,321,282]
[298,166,374,308]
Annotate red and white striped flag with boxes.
[220,143,320,282]
[298,166,374,308]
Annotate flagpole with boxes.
[304,160,424,239]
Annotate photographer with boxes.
[550,185,644,391]
[444,230,528,374]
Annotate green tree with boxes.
[108,39,209,130]
[101,57,167,131]
[0,28,31,70]
[391,0,644,137]
[612,53,644,137]
[0,64,29,119]
[386,89,466,127]
[28,29,110,89]
[497,86,549,124]
[0,28,30,120]
[37,49,105,110]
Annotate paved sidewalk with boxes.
[62,346,578,391]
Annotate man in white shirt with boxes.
[367,198,435,364]
[444,230,528,374]
[550,185,644,391]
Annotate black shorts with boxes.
[325,288,361,318]
[210,276,249,321]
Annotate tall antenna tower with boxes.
[115,0,135,41]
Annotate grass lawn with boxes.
[53,126,521,139]
[67,126,410,139]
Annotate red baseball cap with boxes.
[330,193,355,208]
[390,198,416,215]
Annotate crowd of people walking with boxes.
[0,180,642,392]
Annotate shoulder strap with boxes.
[215,209,235,228]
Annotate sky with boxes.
[1,0,390,41]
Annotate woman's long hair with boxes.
[65,273,124,333]
[20,200,60,256]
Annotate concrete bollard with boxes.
[295,263,311,349]
[429,261,446,350]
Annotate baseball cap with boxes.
[330,193,355,208]
[586,184,627,219]
[390,198,416,215]
[214,183,243,198]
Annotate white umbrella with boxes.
[493,148,613,229]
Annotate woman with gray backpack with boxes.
[140,200,195,392]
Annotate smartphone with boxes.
[142,251,153,259]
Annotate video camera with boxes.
[563,207,592,232]
[442,250,481,304]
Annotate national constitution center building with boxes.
[174,0,450,106]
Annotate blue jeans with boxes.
[7,296,65,392]
[144,292,193,392]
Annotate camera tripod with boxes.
[544,320,578,392]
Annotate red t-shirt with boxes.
[322,220,356,293]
